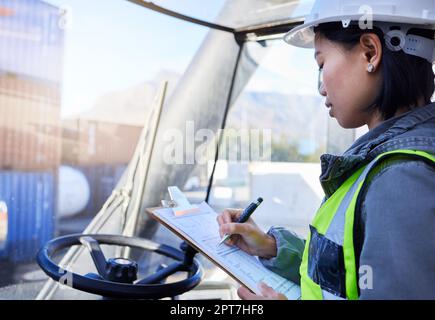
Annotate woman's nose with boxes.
[318,82,327,96]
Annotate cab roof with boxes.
[127,0,313,34]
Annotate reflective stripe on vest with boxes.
[300,150,435,300]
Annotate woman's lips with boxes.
[325,102,333,117]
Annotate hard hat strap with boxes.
[403,34,435,63]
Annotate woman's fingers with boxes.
[258,282,275,297]
[217,208,246,225]
[237,286,260,300]
[216,214,225,237]
[217,209,255,246]
[238,283,288,300]
[216,213,234,237]
[237,285,286,300]
[219,223,249,237]
[218,224,240,245]
[258,282,288,300]
[222,208,242,224]
[216,214,223,225]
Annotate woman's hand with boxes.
[237,282,287,300]
[216,208,277,259]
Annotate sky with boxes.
[40,0,318,118]
[245,40,319,95]
[43,0,224,117]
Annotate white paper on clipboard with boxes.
[152,199,301,300]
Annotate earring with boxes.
[367,63,375,73]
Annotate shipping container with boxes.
[0,74,61,171]
[0,0,65,82]
[0,170,56,263]
[0,0,64,172]
[62,118,142,166]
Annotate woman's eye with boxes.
[318,66,324,92]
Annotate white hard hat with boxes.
[284,0,435,63]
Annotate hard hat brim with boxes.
[284,14,435,49]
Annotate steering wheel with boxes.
[37,234,203,299]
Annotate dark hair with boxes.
[314,22,435,120]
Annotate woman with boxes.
[217,0,435,300]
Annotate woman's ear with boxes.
[359,33,383,72]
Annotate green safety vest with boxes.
[300,149,435,300]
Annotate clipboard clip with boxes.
[162,186,200,216]
[160,186,181,208]
[161,199,177,208]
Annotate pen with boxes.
[217,197,263,247]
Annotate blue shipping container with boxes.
[0,0,64,82]
[0,170,56,262]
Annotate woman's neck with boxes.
[367,112,384,130]
[367,98,427,130]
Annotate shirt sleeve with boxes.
[259,226,306,285]
[358,159,435,299]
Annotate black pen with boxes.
[217,197,263,247]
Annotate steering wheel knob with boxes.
[105,258,138,284]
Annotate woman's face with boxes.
[314,35,383,129]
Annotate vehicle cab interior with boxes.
[0,0,368,300]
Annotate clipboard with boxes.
[147,206,248,289]
[146,202,301,299]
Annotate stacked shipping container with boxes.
[0,74,61,171]
[0,0,142,262]
[0,171,55,262]
[0,0,64,262]
[62,118,142,167]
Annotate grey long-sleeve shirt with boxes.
[260,102,435,299]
